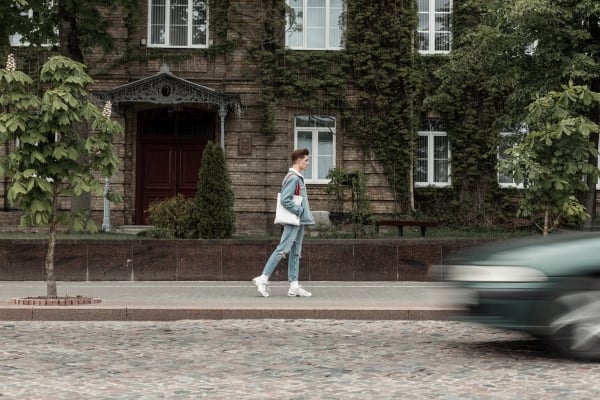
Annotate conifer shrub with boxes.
[191,142,235,238]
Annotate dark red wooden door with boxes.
[136,108,214,224]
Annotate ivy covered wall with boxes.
[3,0,535,233]
[244,0,517,225]
[105,0,525,228]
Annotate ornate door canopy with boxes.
[95,65,243,115]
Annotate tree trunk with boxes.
[583,132,598,229]
[46,222,57,298]
[57,2,84,62]
[46,188,58,298]
[543,208,550,236]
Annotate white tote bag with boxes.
[274,181,302,226]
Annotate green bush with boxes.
[146,194,195,239]
[191,142,235,238]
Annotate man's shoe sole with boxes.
[288,292,312,297]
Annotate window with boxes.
[597,140,600,190]
[416,120,450,186]
[9,1,57,47]
[498,125,528,188]
[295,116,336,183]
[498,131,524,188]
[286,0,344,50]
[148,0,208,48]
[417,0,452,54]
[9,6,32,47]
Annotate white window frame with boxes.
[147,0,209,48]
[498,131,524,189]
[294,115,336,184]
[416,125,451,187]
[285,0,344,51]
[417,0,452,54]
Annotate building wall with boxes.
[0,1,402,235]
[84,0,398,235]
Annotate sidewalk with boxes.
[0,281,468,321]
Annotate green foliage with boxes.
[146,194,195,239]
[342,0,421,213]
[325,167,372,236]
[0,54,123,297]
[325,167,353,213]
[6,0,140,60]
[192,142,235,239]
[426,0,600,227]
[499,82,600,232]
[0,55,123,230]
[250,0,421,214]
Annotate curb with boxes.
[0,306,465,321]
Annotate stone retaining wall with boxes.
[0,239,487,282]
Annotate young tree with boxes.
[427,0,600,226]
[500,83,600,235]
[0,54,122,297]
[192,142,235,239]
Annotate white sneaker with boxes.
[252,276,270,297]
[288,285,312,297]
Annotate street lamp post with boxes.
[102,177,111,232]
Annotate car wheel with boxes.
[548,285,600,361]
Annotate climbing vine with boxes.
[249,0,423,216]
[343,0,422,215]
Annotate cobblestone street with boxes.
[1,320,600,399]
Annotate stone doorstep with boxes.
[11,297,102,306]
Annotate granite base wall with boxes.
[0,239,486,282]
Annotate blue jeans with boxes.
[262,224,305,282]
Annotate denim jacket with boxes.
[280,168,315,225]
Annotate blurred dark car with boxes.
[445,232,600,361]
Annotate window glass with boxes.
[418,0,451,54]
[170,0,188,46]
[434,135,449,183]
[498,129,526,188]
[295,116,336,182]
[148,0,208,48]
[597,140,600,190]
[151,0,166,44]
[307,0,326,48]
[318,131,334,178]
[286,0,343,50]
[416,135,428,183]
[192,0,208,45]
[416,123,450,186]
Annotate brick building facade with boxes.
[3,1,399,235]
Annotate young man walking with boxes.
[253,148,315,297]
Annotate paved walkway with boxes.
[0,281,468,321]
[2,319,599,399]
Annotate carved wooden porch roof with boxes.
[95,65,243,114]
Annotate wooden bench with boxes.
[375,220,438,237]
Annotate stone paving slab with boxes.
[0,281,468,321]
[2,320,599,399]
